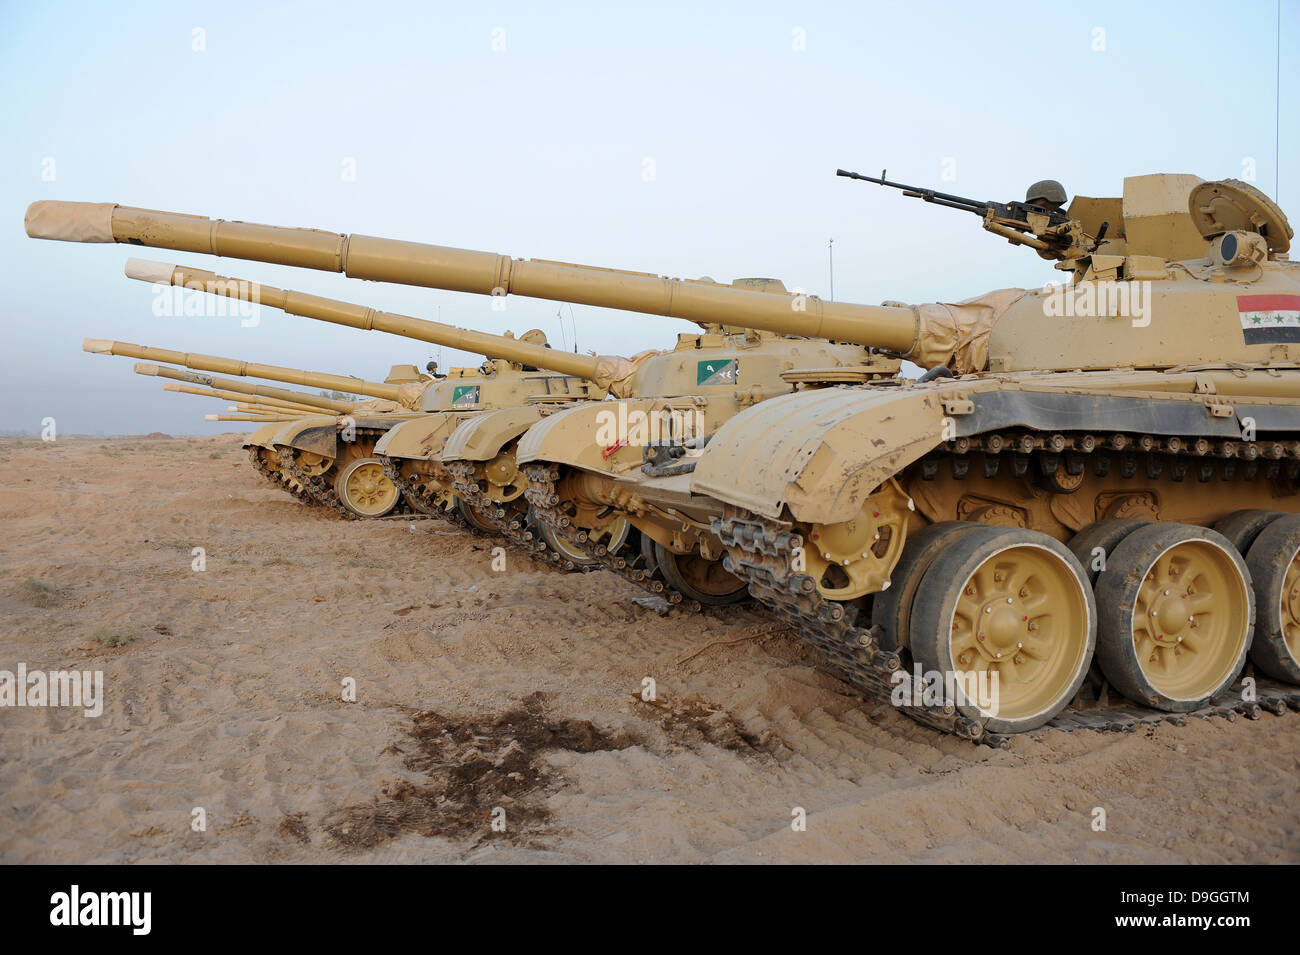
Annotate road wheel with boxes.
[910,527,1095,734]
[536,519,600,570]
[335,457,400,518]
[1095,523,1253,711]
[1066,518,1149,696]
[653,544,748,605]
[1067,519,1149,586]
[455,496,500,534]
[871,521,978,651]
[1244,513,1300,684]
[1214,509,1285,555]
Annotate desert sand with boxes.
[1,433,1297,864]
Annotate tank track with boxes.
[248,448,316,505]
[278,429,415,521]
[714,513,980,738]
[379,457,473,530]
[280,446,357,519]
[522,462,707,611]
[714,426,1300,747]
[444,459,575,568]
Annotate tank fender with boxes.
[272,416,341,458]
[517,397,724,472]
[442,405,547,463]
[242,421,284,450]
[690,387,950,524]
[373,412,472,461]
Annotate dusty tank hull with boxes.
[290,367,599,523]
[372,410,489,523]
[698,371,1300,742]
[265,411,426,519]
[492,335,899,604]
[373,396,598,566]
[124,262,611,522]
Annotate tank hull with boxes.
[693,370,1300,741]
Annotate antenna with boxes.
[556,308,567,353]
[565,303,579,353]
[828,238,835,301]
[1276,0,1282,202]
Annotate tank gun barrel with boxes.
[84,337,403,402]
[124,258,605,381]
[205,413,297,422]
[230,401,296,415]
[135,362,356,413]
[26,201,920,351]
[161,382,328,415]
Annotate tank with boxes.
[140,357,413,503]
[125,261,612,524]
[684,173,1300,742]
[28,180,1300,743]
[442,329,895,593]
[28,205,908,580]
[138,361,351,499]
[89,342,408,507]
[130,258,897,575]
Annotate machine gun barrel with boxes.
[836,169,990,215]
[837,165,1073,251]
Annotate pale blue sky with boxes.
[1,0,1295,433]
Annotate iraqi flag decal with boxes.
[1239,293,1300,344]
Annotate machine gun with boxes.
[837,168,1096,261]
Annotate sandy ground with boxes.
[0,433,1297,864]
